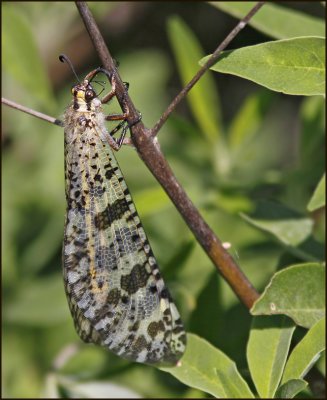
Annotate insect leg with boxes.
[101,81,129,104]
[101,89,116,104]
[98,70,141,149]
[113,112,142,148]
[101,119,125,151]
[105,113,128,122]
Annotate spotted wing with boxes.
[63,119,186,365]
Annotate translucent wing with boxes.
[62,80,186,365]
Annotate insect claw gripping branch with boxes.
[60,55,186,365]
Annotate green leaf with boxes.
[316,350,325,376]
[211,2,325,39]
[298,96,325,189]
[307,174,325,211]
[241,201,324,262]
[241,201,313,247]
[200,37,325,96]
[247,315,296,398]
[2,4,55,109]
[161,333,254,398]
[167,16,222,143]
[251,263,325,328]
[275,379,308,398]
[282,317,325,383]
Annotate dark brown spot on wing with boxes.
[147,320,165,340]
[94,198,130,230]
[120,264,150,295]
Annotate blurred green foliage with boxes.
[2,2,325,398]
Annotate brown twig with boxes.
[2,97,64,127]
[151,1,265,137]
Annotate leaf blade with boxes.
[247,315,295,398]
[275,379,308,398]
[167,16,222,143]
[282,317,325,383]
[200,37,325,96]
[240,201,313,247]
[307,174,325,211]
[161,333,254,398]
[251,263,325,328]
[211,2,325,39]
[240,201,324,262]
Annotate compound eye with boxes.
[85,89,95,101]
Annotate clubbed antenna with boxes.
[59,54,80,83]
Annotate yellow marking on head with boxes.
[76,90,86,100]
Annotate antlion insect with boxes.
[60,55,186,365]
